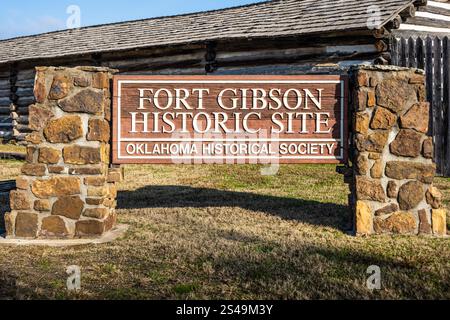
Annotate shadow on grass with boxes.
[95,224,436,299]
[205,244,432,299]
[0,272,17,300]
[118,185,352,232]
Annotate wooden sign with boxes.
[112,75,348,164]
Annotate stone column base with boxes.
[350,65,447,237]
[5,66,120,239]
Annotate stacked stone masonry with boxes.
[5,66,121,239]
[352,66,447,237]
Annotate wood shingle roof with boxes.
[0,0,415,64]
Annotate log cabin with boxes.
[0,0,449,172]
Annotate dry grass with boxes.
[0,143,26,154]
[0,159,449,300]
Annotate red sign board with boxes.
[112,75,348,164]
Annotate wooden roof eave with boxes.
[375,0,429,38]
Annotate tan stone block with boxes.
[104,211,117,232]
[63,145,102,165]
[370,160,383,179]
[73,75,91,87]
[34,199,51,212]
[356,176,386,202]
[84,176,106,186]
[422,138,433,159]
[417,84,426,102]
[16,177,29,190]
[367,90,376,108]
[21,164,46,176]
[355,90,368,111]
[4,212,15,237]
[426,186,442,209]
[101,144,110,163]
[40,216,70,238]
[29,104,54,131]
[357,72,369,87]
[52,196,84,220]
[355,153,368,175]
[43,115,83,143]
[87,118,110,142]
[376,76,417,114]
[87,186,109,197]
[354,112,370,135]
[370,107,396,130]
[374,211,416,234]
[387,181,398,199]
[25,132,43,145]
[48,74,72,100]
[385,161,436,184]
[104,98,111,121]
[48,166,65,174]
[418,209,432,235]
[31,177,81,199]
[375,203,399,216]
[75,219,105,237]
[38,147,61,164]
[359,131,389,153]
[58,89,104,114]
[15,212,39,238]
[400,102,430,134]
[431,209,447,236]
[398,181,424,211]
[85,198,105,206]
[107,171,122,183]
[83,208,109,219]
[368,153,381,160]
[390,129,423,158]
[34,72,48,103]
[108,184,117,198]
[356,201,372,235]
[26,146,36,163]
[10,190,31,210]
[354,134,365,152]
[103,198,116,208]
[92,72,109,89]
[409,74,425,85]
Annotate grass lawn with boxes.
[0,151,449,299]
[0,143,26,154]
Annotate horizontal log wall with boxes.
[0,33,386,142]
[396,0,450,37]
[14,68,35,136]
[0,66,12,140]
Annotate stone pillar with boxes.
[5,66,120,239]
[350,65,447,237]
